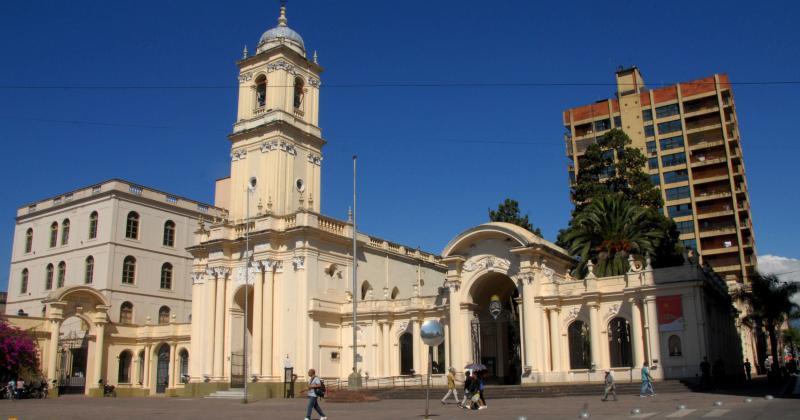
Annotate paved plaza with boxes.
[0,390,797,420]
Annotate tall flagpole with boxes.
[352,155,358,384]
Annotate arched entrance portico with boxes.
[469,272,522,385]
[56,316,90,394]
[230,285,253,388]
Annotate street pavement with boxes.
[0,390,797,420]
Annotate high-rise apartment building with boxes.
[563,67,756,285]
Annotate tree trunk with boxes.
[767,322,779,375]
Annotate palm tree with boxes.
[560,193,665,278]
[734,273,799,376]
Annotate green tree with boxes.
[733,273,800,376]
[572,128,662,212]
[489,199,542,236]
[559,193,666,278]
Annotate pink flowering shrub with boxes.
[0,319,40,381]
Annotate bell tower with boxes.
[223,5,324,220]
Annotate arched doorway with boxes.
[230,285,254,388]
[469,273,521,385]
[399,332,414,375]
[608,317,632,367]
[155,344,170,394]
[56,316,89,394]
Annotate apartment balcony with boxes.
[683,105,720,119]
[711,263,742,273]
[694,191,732,202]
[702,245,740,256]
[696,209,735,220]
[692,174,730,185]
[698,226,737,238]
[691,156,727,168]
[689,139,725,150]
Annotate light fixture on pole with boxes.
[348,155,361,389]
[243,176,257,403]
[420,320,445,419]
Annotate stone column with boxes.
[630,298,645,368]
[521,278,537,372]
[588,303,602,370]
[143,345,151,391]
[169,342,178,388]
[251,265,264,377]
[536,303,548,371]
[412,318,421,375]
[262,264,275,377]
[189,274,203,381]
[645,298,662,367]
[203,274,216,377]
[92,306,110,389]
[212,268,228,379]
[382,322,391,377]
[45,301,65,383]
[443,321,451,370]
[446,286,462,372]
[548,308,562,372]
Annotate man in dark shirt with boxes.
[700,357,711,390]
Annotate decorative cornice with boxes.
[463,255,510,273]
[292,256,306,270]
[261,140,297,155]
[231,148,248,162]
[238,72,253,84]
[307,153,322,166]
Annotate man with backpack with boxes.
[303,368,327,420]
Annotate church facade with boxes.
[3,6,742,398]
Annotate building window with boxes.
[137,351,145,384]
[45,263,54,290]
[663,170,689,184]
[666,186,691,201]
[613,116,621,127]
[648,157,659,170]
[676,221,695,234]
[594,119,611,132]
[646,141,657,155]
[89,211,98,239]
[120,301,133,324]
[20,269,29,294]
[608,317,632,367]
[61,219,70,245]
[163,221,176,247]
[399,332,414,375]
[649,174,661,186]
[661,152,686,167]
[179,350,189,383]
[655,103,680,119]
[160,263,173,290]
[25,228,33,253]
[642,109,653,122]
[293,77,304,108]
[360,281,372,300]
[255,75,267,108]
[659,135,684,151]
[158,306,171,324]
[85,256,94,284]
[681,239,697,250]
[568,320,591,370]
[668,204,693,218]
[122,256,136,284]
[118,351,132,383]
[668,335,682,357]
[50,222,58,248]
[57,261,66,288]
[125,212,139,239]
[644,125,655,137]
[657,120,682,135]
[600,164,616,178]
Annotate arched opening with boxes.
[56,316,90,394]
[120,301,133,324]
[118,350,132,383]
[469,272,522,385]
[122,256,136,284]
[391,287,399,300]
[230,285,254,388]
[568,320,591,369]
[608,317,632,367]
[46,263,54,290]
[125,212,139,239]
[137,350,145,385]
[50,221,58,247]
[160,263,173,290]
[158,306,171,324]
[155,343,170,393]
[20,268,28,294]
[179,349,189,383]
[57,261,66,288]
[88,211,98,239]
[361,280,372,301]
[293,77,304,108]
[668,335,682,357]
[162,220,176,247]
[255,74,267,108]
[25,228,33,253]
[84,256,94,284]
[61,219,70,245]
[399,332,414,375]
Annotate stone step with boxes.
[205,389,246,399]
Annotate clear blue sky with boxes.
[1,0,798,291]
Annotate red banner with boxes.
[656,295,683,332]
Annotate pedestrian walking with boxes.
[478,371,487,408]
[712,356,725,389]
[640,361,655,397]
[699,357,711,390]
[601,370,617,401]
[302,369,327,420]
[744,358,752,381]
[440,368,459,405]
[459,370,473,408]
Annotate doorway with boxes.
[56,317,89,395]
[155,344,170,394]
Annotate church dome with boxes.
[256,6,306,56]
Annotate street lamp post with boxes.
[243,177,257,403]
